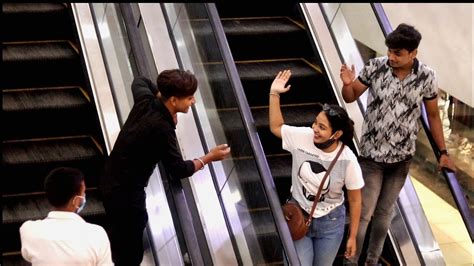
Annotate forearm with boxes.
[269,93,284,138]
[342,83,357,103]
[427,111,447,151]
[347,190,361,240]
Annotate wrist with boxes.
[195,158,205,170]
[269,91,280,97]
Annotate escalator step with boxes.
[3,3,73,42]
[2,41,83,89]
[3,137,102,165]
[231,155,292,207]
[216,2,297,19]
[2,252,29,266]
[2,190,106,254]
[191,17,313,61]
[217,103,320,157]
[3,87,97,140]
[204,59,330,109]
[3,136,105,195]
[3,87,89,112]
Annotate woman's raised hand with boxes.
[270,69,292,94]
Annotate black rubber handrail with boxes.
[205,3,300,265]
[373,2,473,243]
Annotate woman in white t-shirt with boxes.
[269,69,364,266]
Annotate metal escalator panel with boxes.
[2,3,108,265]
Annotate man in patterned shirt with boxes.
[339,23,455,265]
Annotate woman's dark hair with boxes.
[44,167,84,207]
[385,23,421,52]
[156,69,198,99]
[314,103,354,146]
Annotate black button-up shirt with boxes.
[101,76,195,193]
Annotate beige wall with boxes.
[382,3,473,108]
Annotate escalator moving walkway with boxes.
[2,3,108,265]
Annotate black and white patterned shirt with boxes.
[358,57,438,163]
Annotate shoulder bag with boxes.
[282,144,344,241]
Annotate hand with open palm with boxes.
[270,69,292,95]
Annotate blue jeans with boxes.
[347,157,411,265]
[294,204,346,266]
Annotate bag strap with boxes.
[305,144,345,226]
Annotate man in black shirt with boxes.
[100,69,230,266]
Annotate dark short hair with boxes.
[44,167,84,208]
[156,69,198,99]
[314,103,354,146]
[385,23,421,52]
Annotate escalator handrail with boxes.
[205,3,300,264]
[372,3,474,243]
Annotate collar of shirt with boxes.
[47,211,85,222]
[386,57,420,76]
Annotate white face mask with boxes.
[75,194,86,214]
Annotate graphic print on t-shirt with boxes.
[298,160,330,202]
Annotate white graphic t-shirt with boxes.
[282,124,364,218]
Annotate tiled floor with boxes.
[411,177,473,266]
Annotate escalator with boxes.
[2,3,108,265]
[207,2,399,265]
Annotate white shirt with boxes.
[20,211,113,265]
[282,125,364,217]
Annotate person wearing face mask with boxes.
[269,70,364,265]
[19,167,113,265]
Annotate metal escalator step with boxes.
[221,17,304,36]
[252,103,320,127]
[192,17,312,61]
[191,17,304,38]
[235,59,322,81]
[3,87,97,140]
[2,252,29,266]
[3,41,78,63]
[204,59,328,108]
[2,41,83,89]
[3,136,103,165]
[3,3,72,42]
[215,2,295,19]
[231,155,292,206]
[3,136,105,195]
[216,104,319,157]
[3,87,89,112]
[2,3,67,15]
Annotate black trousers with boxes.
[103,187,148,266]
